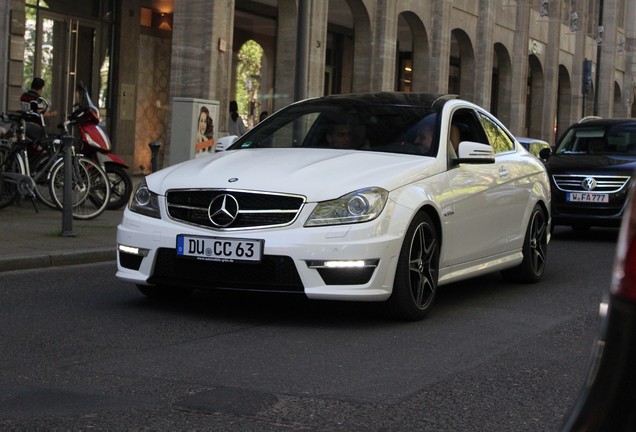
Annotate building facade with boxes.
[2,0,635,172]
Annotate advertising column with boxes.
[169,97,220,165]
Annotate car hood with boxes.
[546,154,636,175]
[147,148,439,201]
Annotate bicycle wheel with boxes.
[29,141,62,209]
[32,155,61,209]
[0,145,18,208]
[0,144,23,209]
[105,164,132,210]
[48,156,111,219]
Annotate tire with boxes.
[33,167,59,208]
[387,212,440,321]
[30,145,61,209]
[48,156,111,219]
[501,204,548,283]
[105,164,132,210]
[0,145,21,209]
[136,284,193,301]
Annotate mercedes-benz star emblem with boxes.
[582,177,597,191]
[208,194,239,227]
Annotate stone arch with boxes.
[450,29,476,101]
[492,43,513,125]
[325,0,371,94]
[232,1,296,113]
[556,65,573,141]
[526,54,544,139]
[396,11,429,92]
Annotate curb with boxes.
[0,248,116,273]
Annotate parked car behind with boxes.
[116,92,551,321]
[516,136,551,160]
[544,118,636,230]
[561,182,636,431]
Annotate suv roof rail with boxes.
[578,115,603,123]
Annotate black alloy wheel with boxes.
[502,204,548,283]
[388,212,439,321]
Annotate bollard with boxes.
[61,134,75,236]
[148,141,161,173]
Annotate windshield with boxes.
[556,123,636,155]
[228,100,440,156]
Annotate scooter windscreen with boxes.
[70,81,100,124]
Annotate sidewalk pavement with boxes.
[0,198,122,273]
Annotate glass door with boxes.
[25,11,103,135]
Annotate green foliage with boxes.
[236,40,264,118]
[23,6,54,102]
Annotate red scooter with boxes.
[70,82,132,209]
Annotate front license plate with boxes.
[176,235,263,263]
[567,192,609,203]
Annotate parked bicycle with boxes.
[0,110,111,219]
[0,110,57,209]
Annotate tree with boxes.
[236,40,264,128]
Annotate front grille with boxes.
[149,248,304,293]
[552,175,631,193]
[166,189,306,230]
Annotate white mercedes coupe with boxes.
[116,93,551,320]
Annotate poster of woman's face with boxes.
[194,104,217,157]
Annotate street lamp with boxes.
[593,0,604,116]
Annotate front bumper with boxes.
[116,205,409,301]
[551,191,630,228]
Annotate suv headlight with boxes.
[129,178,160,218]
[305,187,388,226]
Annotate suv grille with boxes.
[552,175,631,193]
[166,189,306,230]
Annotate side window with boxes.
[477,113,515,154]
[450,108,489,146]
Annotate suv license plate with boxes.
[176,235,263,263]
[567,192,609,203]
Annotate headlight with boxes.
[305,187,388,226]
[128,178,160,218]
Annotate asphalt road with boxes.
[0,227,619,431]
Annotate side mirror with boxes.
[456,141,496,164]
[215,135,238,152]
[539,147,552,160]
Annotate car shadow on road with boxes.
[119,272,530,328]
[124,288,397,327]
[551,226,619,243]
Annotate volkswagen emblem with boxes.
[581,177,597,191]
[208,194,239,227]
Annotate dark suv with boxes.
[545,118,636,230]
